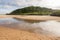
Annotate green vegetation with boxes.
[50,10,60,17]
[7,6,60,16]
[7,6,52,15]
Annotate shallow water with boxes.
[0,18,60,37]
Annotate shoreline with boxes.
[0,15,60,21]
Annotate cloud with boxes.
[0,0,20,14]
[0,5,18,14]
[1,0,60,9]
[14,0,60,9]
[38,0,60,9]
[14,0,41,7]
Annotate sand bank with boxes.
[0,15,60,21]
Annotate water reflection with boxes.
[0,18,46,33]
[13,17,43,23]
[0,18,60,37]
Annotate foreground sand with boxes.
[0,26,59,40]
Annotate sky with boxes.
[0,0,60,14]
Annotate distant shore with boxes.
[0,15,60,21]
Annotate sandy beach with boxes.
[0,15,60,40]
[0,26,58,40]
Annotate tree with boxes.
[50,12,60,17]
[7,6,52,15]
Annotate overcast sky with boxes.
[0,0,60,14]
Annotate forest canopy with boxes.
[7,6,60,16]
[7,6,52,15]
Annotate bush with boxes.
[50,12,60,17]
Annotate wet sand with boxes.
[0,26,58,40]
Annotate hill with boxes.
[7,6,53,15]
